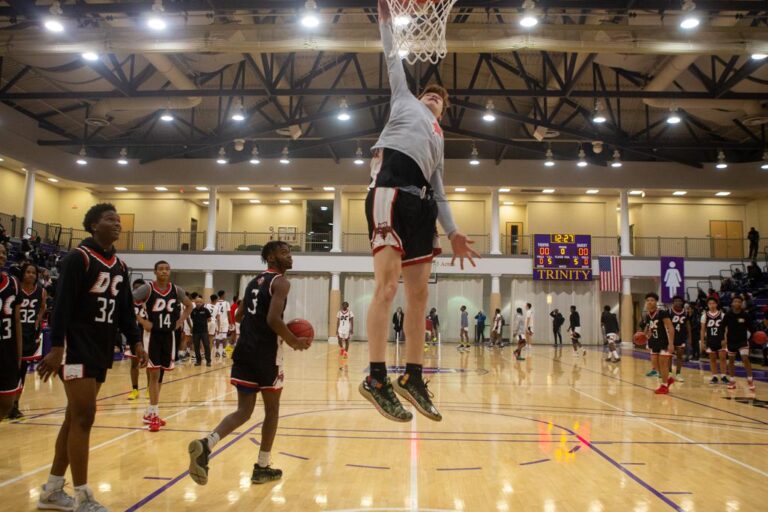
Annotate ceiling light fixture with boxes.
[394,14,411,27]
[81,52,99,62]
[586,189,599,194]
[469,144,480,166]
[715,191,731,197]
[761,151,768,170]
[323,186,335,191]
[629,190,643,196]
[154,186,167,191]
[76,146,88,166]
[498,188,511,193]
[279,147,291,165]
[231,100,246,122]
[542,189,555,194]
[610,149,623,168]
[216,147,228,165]
[680,0,700,30]
[673,191,687,196]
[279,199,290,204]
[147,0,167,31]
[238,186,251,191]
[249,199,261,204]
[300,0,321,28]
[353,146,365,165]
[48,178,59,183]
[114,186,128,191]
[202,200,209,205]
[503,201,515,206]
[577,148,588,168]
[482,100,496,122]
[751,53,768,61]
[519,0,539,28]
[666,107,681,124]
[195,186,208,191]
[44,1,65,33]
[544,147,555,167]
[117,148,129,165]
[455,187,467,192]
[715,150,728,169]
[249,147,261,165]
[160,109,174,122]
[280,186,292,191]
[592,102,607,124]
[397,48,409,59]
[337,98,351,121]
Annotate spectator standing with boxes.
[748,227,759,260]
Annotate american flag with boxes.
[599,256,622,292]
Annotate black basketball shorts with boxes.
[705,337,725,353]
[648,339,672,355]
[366,187,441,267]
[0,344,22,396]
[230,360,283,394]
[147,330,176,371]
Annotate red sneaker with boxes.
[654,384,669,395]
[149,416,161,432]
[667,376,675,387]
[142,413,153,424]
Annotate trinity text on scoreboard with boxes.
[532,234,592,281]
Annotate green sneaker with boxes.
[393,374,442,422]
[359,377,413,422]
[646,369,659,377]
[251,464,282,484]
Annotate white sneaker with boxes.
[74,488,108,512]
[38,482,75,511]
[675,373,685,382]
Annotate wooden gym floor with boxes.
[1,342,766,512]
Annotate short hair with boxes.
[342,301,349,307]
[707,297,719,304]
[645,292,659,301]
[210,294,218,302]
[419,84,450,116]
[261,240,289,264]
[671,295,683,302]
[570,305,576,310]
[604,305,611,312]
[516,307,523,314]
[526,303,532,308]
[154,260,170,270]
[82,203,117,234]
[217,290,225,298]
[460,305,466,310]
[732,294,744,302]
[189,291,198,299]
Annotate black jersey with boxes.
[233,271,284,366]
[18,284,43,337]
[645,309,671,344]
[601,311,619,334]
[144,282,181,332]
[723,309,750,344]
[702,310,725,341]
[50,238,141,370]
[669,307,689,343]
[134,301,147,320]
[0,273,19,345]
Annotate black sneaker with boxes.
[709,376,719,384]
[358,377,413,422]
[721,376,730,384]
[393,374,442,422]
[188,439,211,485]
[7,404,23,420]
[252,464,282,484]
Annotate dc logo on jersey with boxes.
[90,272,123,297]
[257,277,265,286]
[2,295,16,315]
[152,298,177,313]
[648,319,659,331]
[707,319,722,328]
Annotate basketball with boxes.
[287,318,315,343]
[752,331,768,346]
[633,331,648,346]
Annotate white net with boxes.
[385,0,458,65]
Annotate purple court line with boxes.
[663,492,693,495]
[26,363,232,421]
[345,464,390,470]
[569,445,581,453]
[519,459,550,466]
[277,426,573,436]
[544,352,768,426]
[143,477,172,481]
[124,408,369,511]
[621,463,646,466]
[279,451,309,461]
[249,438,260,446]
[436,467,482,471]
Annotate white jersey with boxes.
[525,309,535,333]
[205,303,217,335]
[214,299,230,333]
[337,309,354,336]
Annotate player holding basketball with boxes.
[642,293,676,394]
[36,203,147,512]
[669,295,691,382]
[701,297,728,384]
[10,262,46,419]
[722,295,755,391]
[133,260,192,431]
[0,244,22,421]
[188,241,311,486]
[336,301,354,358]
[358,0,478,423]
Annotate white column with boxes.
[490,189,501,255]
[331,188,342,253]
[491,274,500,294]
[22,169,36,239]
[619,190,632,257]
[331,272,340,291]
[204,271,214,290]
[328,272,341,343]
[205,187,217,251]
[620,277,633,343]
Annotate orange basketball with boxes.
[752,331,768,346]
[633,331,648,346]
[287,318,314,344]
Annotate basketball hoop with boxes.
[385,0,457,65]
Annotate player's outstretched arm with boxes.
[267,278,310,351]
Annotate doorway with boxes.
[505,222,524,255]
[306,200,333,252]
[115,213,135,251]
[710,220,743,259]
[189,218,198,251]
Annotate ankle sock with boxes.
[370,362,387,383]
[405,363,423,382]
[257,450,270,468]
[205,432,220,450]
[46,474,65,490]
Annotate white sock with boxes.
[205,432,220,450]
[74,484,91,501]
[257,450,270,468]
[46,474,65,490]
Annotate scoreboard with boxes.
[532,234,592,281]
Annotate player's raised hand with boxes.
[37,346,64,382]
[378,0,391,22]
[449,231,480,270]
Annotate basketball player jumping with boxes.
[36,203,147,512]
[359,0,478,423]
[133,260,193,431]
[188,241,311,486]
